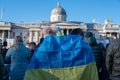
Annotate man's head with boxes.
[70,28,84,37]
[42,25,57,37]
[14,35,23,44]
[29,42,36,50]
[3,40,7,47]
[84,32,93,38]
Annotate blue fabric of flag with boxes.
[27,35,95,69]
[24,35,98,80]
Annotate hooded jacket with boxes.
[85,37,104,69]
[4,42,30,80]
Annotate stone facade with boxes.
[0,3,120,45]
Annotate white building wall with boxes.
[51,15,66,22]
[11,28,29,43]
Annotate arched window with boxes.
[58,16,61,21]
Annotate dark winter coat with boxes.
[0,54,4,80]
[86,37,109,80]
[106,38,120,80]
[85,37,104,68]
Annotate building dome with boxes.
[51,2,67,22]
[51,3,66,16]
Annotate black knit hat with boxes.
[70,28,84,37]
[84,32,93,38]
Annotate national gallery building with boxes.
[0,3,120,45]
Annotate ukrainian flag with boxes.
[56,27,64,36]
[24,35,98,80]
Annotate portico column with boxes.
[67,29,69,35]
[2,30,5,40]
[35,31,39,43]
[62,29,65,35]
[8,30,10,39]
[29,31,33,42]
[110,33,111,37]
[104,33,106,36]
[117,33,119,38]
[62,30,64,35]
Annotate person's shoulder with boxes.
[109,38,120,46]
[81,40,91,49]
[26,47,30,51]
[7,46,15,51]
[8,46,13,49]
[112,38,120,42]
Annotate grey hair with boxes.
[42,25,57,37]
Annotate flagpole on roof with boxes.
[0,8,3,21]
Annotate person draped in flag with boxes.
[56,27,64,36]
[24,27,98,80]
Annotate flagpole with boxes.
[0,8,3,21]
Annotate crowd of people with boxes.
[0,25,120,80]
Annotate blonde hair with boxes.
[13,36,23,50]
